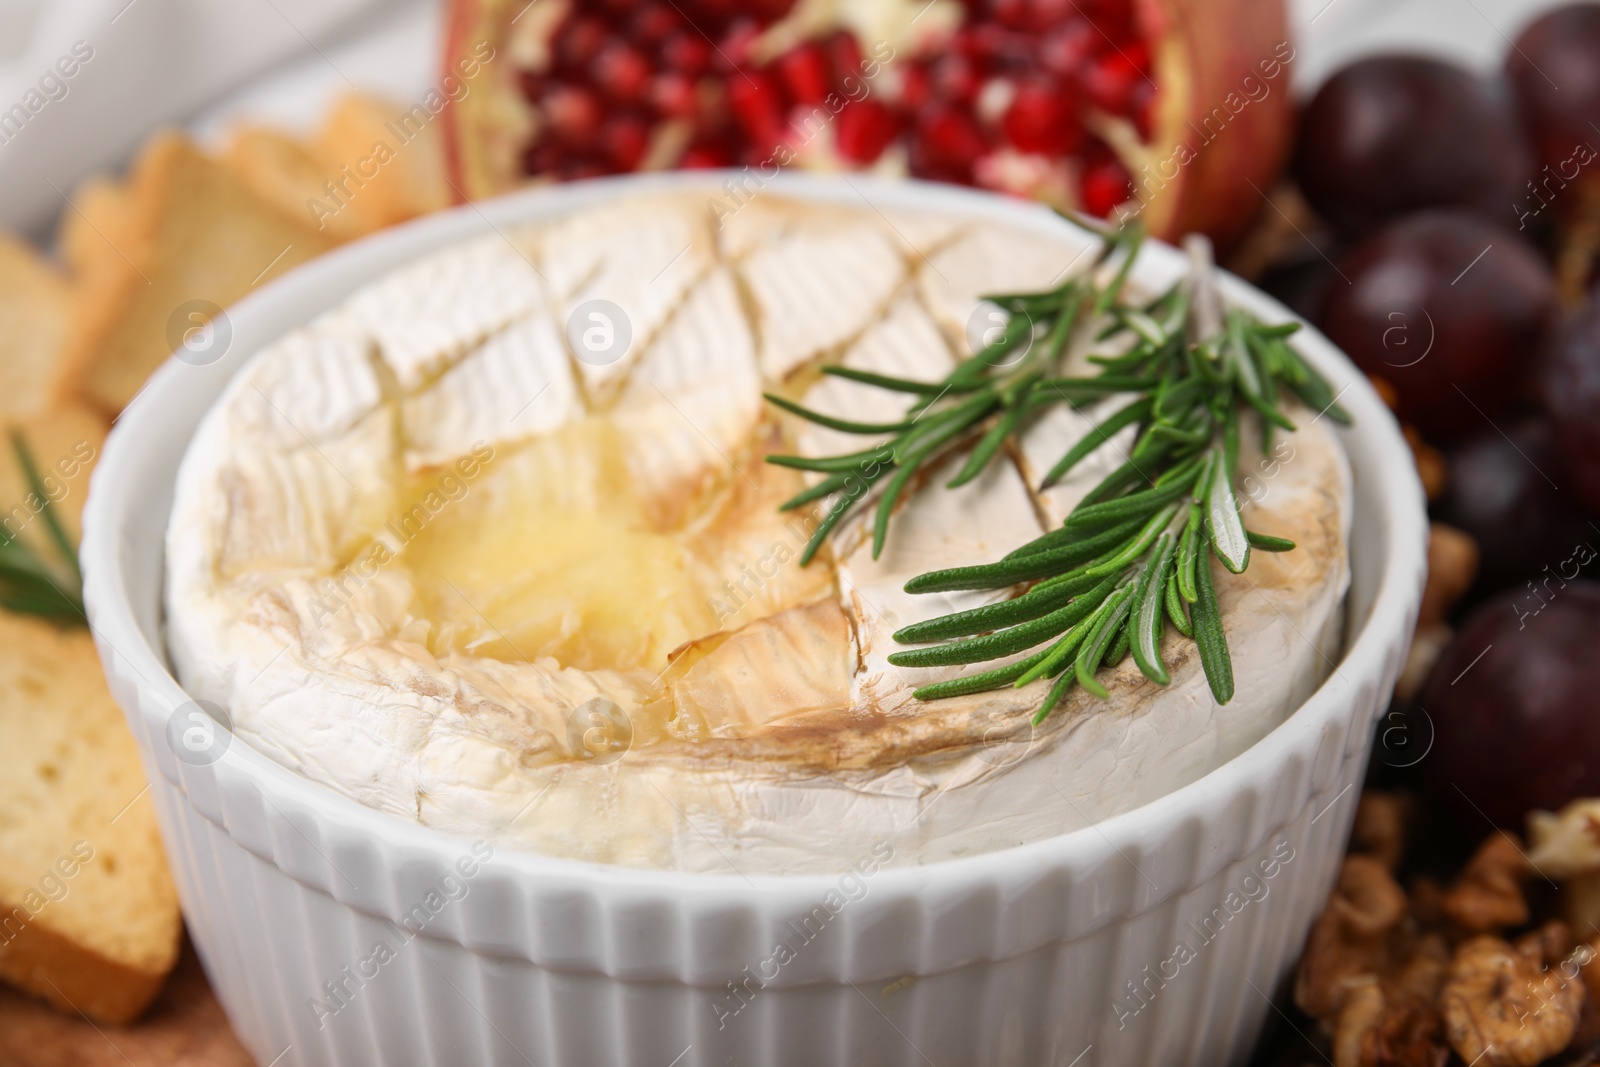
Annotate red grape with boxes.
[1439,418,1592,596]
[1541,289,1600,512]
[1293,56,1535,237]
[1318,211,1555,440]
[1423,581,1600,827]
[1506,4,1600,194]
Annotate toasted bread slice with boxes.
[0,236,71,419]
[222,95,454,246]
[55,132,337,413]
[0,609,182,1025]
[223,124,374,242]
[56,177,135,285]
[314,93,451,227]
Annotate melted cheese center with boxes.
[400,417,831,673]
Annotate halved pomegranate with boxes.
[440,0,1294,246]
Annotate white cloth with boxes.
[0,0,404,235]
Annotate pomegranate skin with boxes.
[1422,582,1600,829]
[1124,0,1294,246]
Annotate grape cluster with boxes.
[1280,7,1600,831]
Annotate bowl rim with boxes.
[81,170,1428,904]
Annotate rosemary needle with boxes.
[764,220,1341,719]
[0,432,86,622]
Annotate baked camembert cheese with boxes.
[166,190,1350,873]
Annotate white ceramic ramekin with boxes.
[81,173,1426,1067]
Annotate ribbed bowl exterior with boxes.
[81,173,1427,1067]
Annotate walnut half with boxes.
[1352,792,1411,873]
[1297,856,1409,1019]
[1444,833,1531,934]
[1439,935,1585,1067]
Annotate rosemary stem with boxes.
[761,213,1336,719]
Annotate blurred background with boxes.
[0,0,1567,211]
[6,0,1600,1064]
[0,0,1580,236]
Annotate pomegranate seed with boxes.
[592,41,653,104]
[627,5,681,47]
[687,0,734,20]
[1080,136,1115,166]
[1083,51,1143,115]
[649,71,698,118]
[1039,22,1098,77]
[698,0,794,27]
[991,0,1032,30]
[599,0,645,16]
[556,17,609,73]
[694,89,734,137]
[603,113,652,170]
[661,32,712,77]
[746,0,799,21]
[1001,79,1079,155]
[930,54,981,104]
[543,84,604,149]
[680,138,734,168]
[560,158,610,181]
[901,64,931,110]
[718,20,762,72]
[518,69,547,101]
[728,69,787,145]
[822,30,864,84]
[1027,0,1079,29]
[522,139,563,176]
[953,25,983,61]
[907,150,966,185]
[1080,157,1133,217]
[776,41,831,104]
[1121,41,1151,73]
[836,99,898,163]
[967,24,1032,71]
[1093,4,1140,41]
[915,102,988,175]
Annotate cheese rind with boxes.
[166,192,1351,874]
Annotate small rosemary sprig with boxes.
[763,219,1349,721]
[0,432,86,622]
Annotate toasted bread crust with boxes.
[0,916,169,1026]
[0,234,72,419]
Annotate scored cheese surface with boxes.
[165,191,1351,873]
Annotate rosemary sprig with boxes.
[763,217,1350,720]
[0,432,86,622]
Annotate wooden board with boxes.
[0,940,253,1067]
